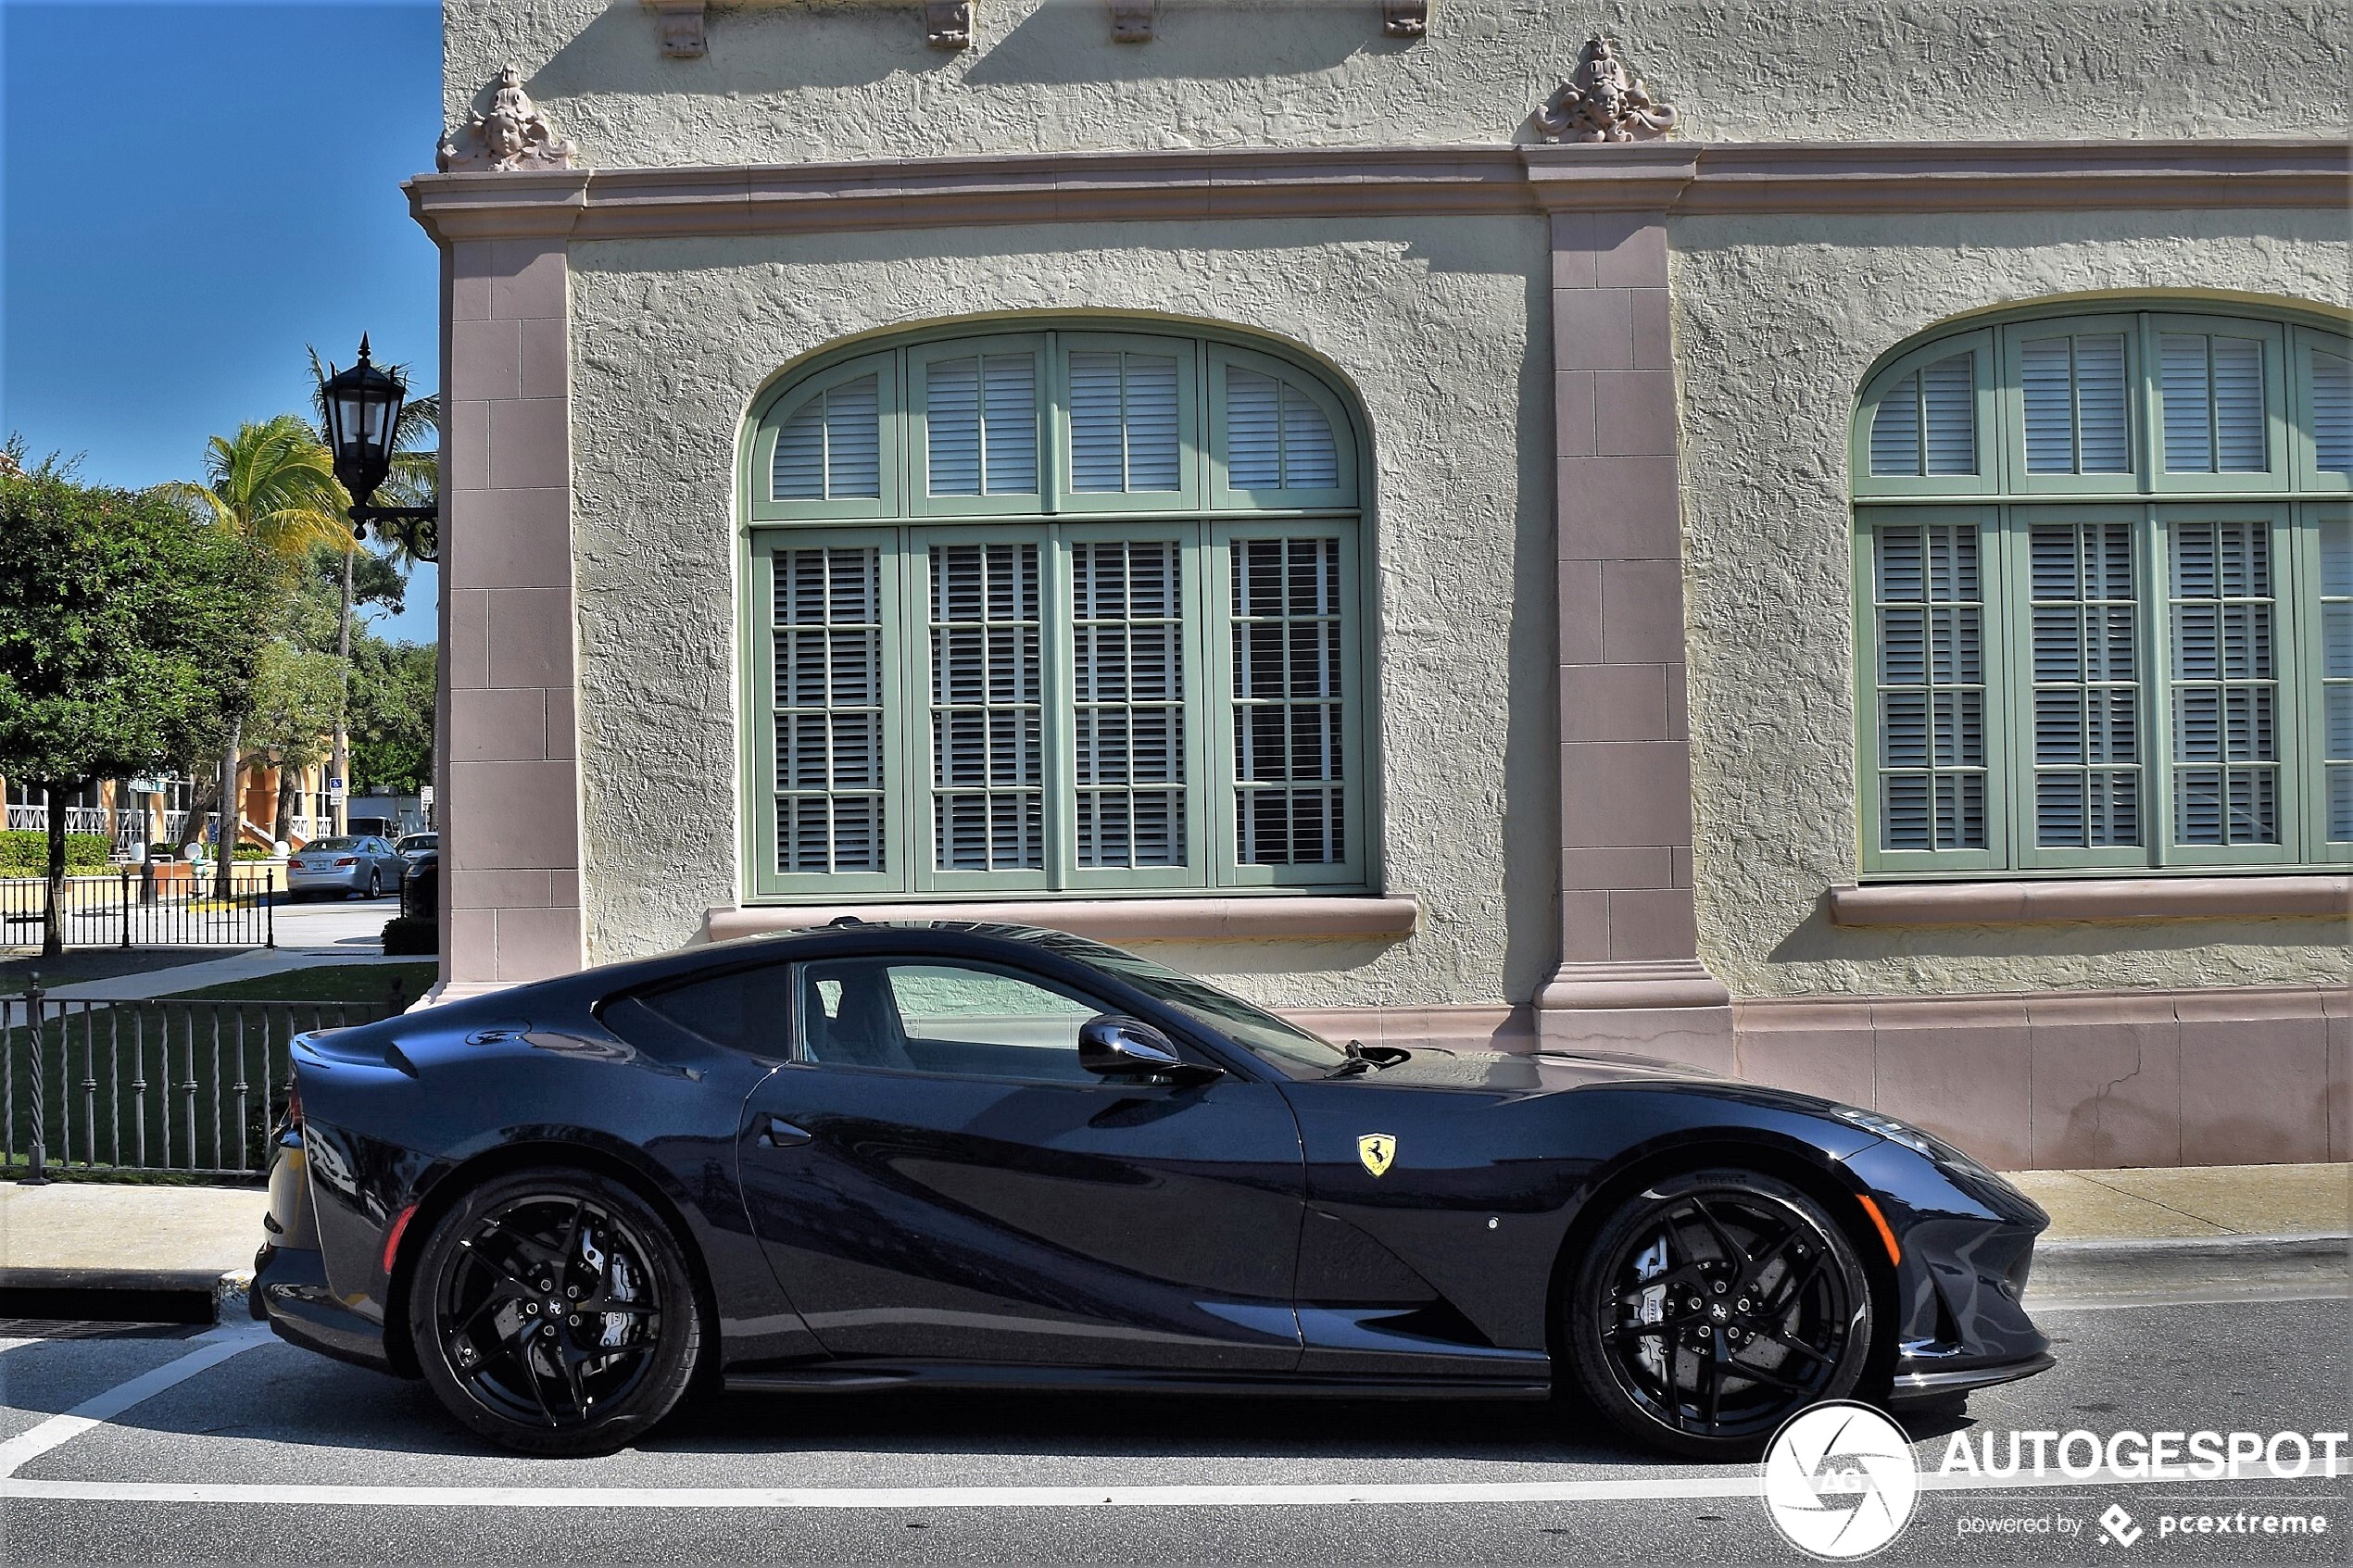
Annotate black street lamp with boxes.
[319,335,439,561]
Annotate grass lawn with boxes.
[166,961,436,1007]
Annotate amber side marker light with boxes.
[1854,1193,1903,1267]
[382,1204,419,1275]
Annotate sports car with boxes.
[253,922,2053,1459]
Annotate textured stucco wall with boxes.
[446,0,2349,168]
[1673,207,2353,998]
[566,216,1558,1008]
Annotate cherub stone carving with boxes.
[1535,38,1680,144]
[436,65,581,172]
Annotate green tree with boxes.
[157,415,347,894]
[347,634,436,795]
[241,642,346,845]
[0,448,277,955]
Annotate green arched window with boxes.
[1852,303,2351,875]
[740,324,1366,900]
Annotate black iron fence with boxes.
[3,976,409,1181]
[0,870,276,949]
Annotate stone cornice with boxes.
[1828,873,2353,927]
[407,138,2349,244]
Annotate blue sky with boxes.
[2,0,443,642]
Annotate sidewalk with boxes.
[0,1161,2342,1323]
[39,947,417,1002]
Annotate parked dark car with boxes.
[255,922,2051,1459]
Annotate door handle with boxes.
[754,1114,812,1148]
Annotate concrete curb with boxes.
[2028,1232,2351,1305]
[0,1266,247,1325]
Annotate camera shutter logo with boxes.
[1762,1401,1920,1560]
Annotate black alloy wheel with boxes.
[409,1168,701,1456]
[1565,1168,1874,1460]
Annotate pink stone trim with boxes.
[701,895,1421,946]
[405,140,2347,244]
[1541,959,1730,1010]
[1829,874,2353,927]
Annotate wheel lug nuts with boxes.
[566,1286,580,1299]
[1737,1299,1751,1312]
[1713,1281,1727,1294]
[1698,1325,1711,1337]
[568,1314,580,1325]
[525,1301,538,1313]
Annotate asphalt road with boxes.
[0,1292,2344,1566]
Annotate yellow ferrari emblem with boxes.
[1357,1133,1397,1177]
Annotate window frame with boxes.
[1852,301,2352,880]
[738,323,1373,905]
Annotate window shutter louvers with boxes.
[1069,351,1182,493]
[927,355,1038,496]
[2163,332,2271,475]
[1869,371,1921,476]
[1226,367,1340,491]
[773,546,886,872]
[2168,521,2279,845]
[1073,541,1186,867]
[2312,350,2353,473]
[928,542,1044,871]
[2320,518,2351,841]
[771,374,881,502]
[2027,522,2140,847]
[1872,522,1987,851]
[1230,537,1347,864]
[1920,353,1977,475]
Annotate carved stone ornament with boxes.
[1534,37,1679,144]
[925,1,973,49]
[1381,1,1428,38]
[436,65,580,172]
[1110,0,1154,43]
[647,0,706,58]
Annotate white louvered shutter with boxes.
[1227,367,1339,491]
[1869,371,1921,475]
[1073,541,1186,867]
[2322,516,2352,841]
[2023,334,2129,475]
[927,355,1038,496]
[1229,538,1346,864]
[773,546,886,872]
[2162,332,2270,474]
[1870,353,1975,477]
[2028,521,2140,847]
[1069,351,1182,493]
[2311,350,2353,474]
[2168,520,2278,845]
[928,542,1043,871]
[771,374,880,501]
[1871,522,1986,850]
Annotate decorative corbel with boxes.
[925,1,974,49]
[1534,37,1679,143]
[436,64,581,172]
[645,0,707,58]
[1110,1,1154,42]
[1381,1,1428,38]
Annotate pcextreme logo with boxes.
[1761,1402,1920,1560]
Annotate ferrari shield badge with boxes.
[1357,1133,1397,1177]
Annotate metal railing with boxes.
[5,804,43,832]
[0,871,276,949]
[4,976,410,1180]
[3,805,135,838]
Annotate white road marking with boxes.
[0,1461,2340,1512]
[0,1323,270,1481]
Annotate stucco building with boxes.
[411,0,2349,1167]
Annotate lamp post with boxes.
[318,336,440,836]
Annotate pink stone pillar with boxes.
[419,177,590,993]
[1526,151,1732,1069]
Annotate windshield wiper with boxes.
[1323,1038,1409,1078]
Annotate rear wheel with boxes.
[363,871,381,899]
[409,1168,701,1456]
[1564,1168,1873,1460]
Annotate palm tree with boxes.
[157,415,347,895]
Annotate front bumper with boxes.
[1888,1349,2058,1405]
[252,1240,396,1375]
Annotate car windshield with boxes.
[301,838,361,853]
[403,836,438,849]
[1035,931,1349,1075]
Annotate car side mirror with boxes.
[1078,1015,1219,1083]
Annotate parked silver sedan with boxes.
[284,835,407,900]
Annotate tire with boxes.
[408,1167,703,1457]
[1563,1168,1874,1461]
[363,871,381,899]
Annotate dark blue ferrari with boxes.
[254,922,2053,1459]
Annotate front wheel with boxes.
[363,871,381,899]
[409,1168,702,1456]
[1564,1168,1875,1461]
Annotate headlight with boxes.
[1834,1106,1994,1177]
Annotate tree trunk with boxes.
[41,781,69,959]
[274,767,296,847]
[333,546,354,837]
[215,721,240,901]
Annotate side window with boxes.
[635,964,797,1057]
[799,958,1103,1082]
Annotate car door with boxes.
[737,950,1307,1373]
